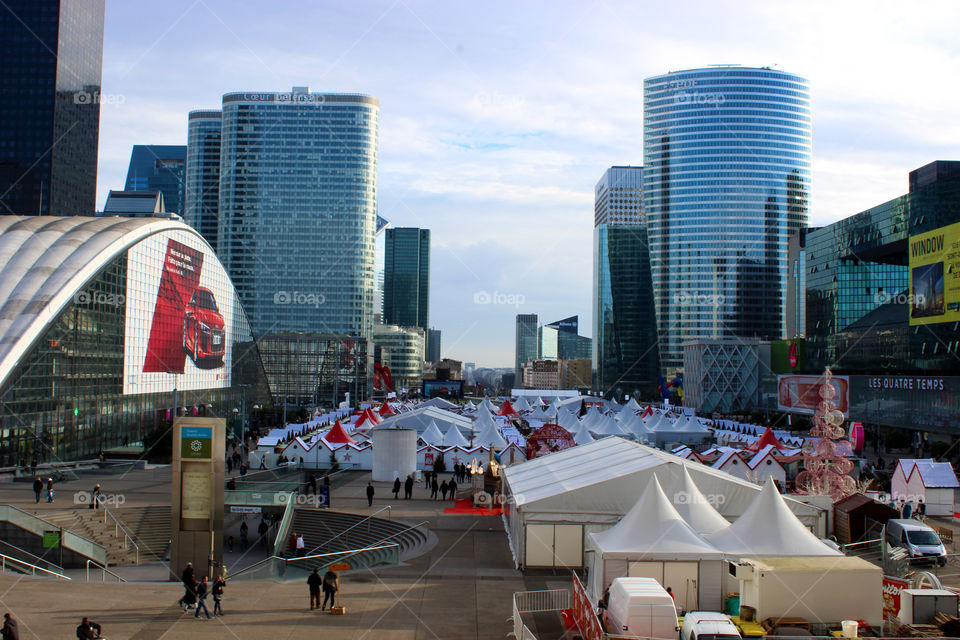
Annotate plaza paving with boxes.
[0,466,567,639]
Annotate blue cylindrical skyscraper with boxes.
[643,66,811,373]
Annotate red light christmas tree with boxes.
[795,368,856,500]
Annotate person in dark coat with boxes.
[75,617,101,640]
[448,478,458,500]
[308,568,322,610]
[212,576,225,616]
[431,475,439,500]
[322,569,338,611]
[194,576,212,619]
[258,519,269,547]
[239,521,249,550]
[403,475,414,500]
[440,480,448,500]
[2,613,19,640]
[178,562,196,609]
[366,482,375,507]
[392,477,401,499]
[32,477,42,503]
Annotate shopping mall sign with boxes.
[180,426,213,460]
[909,220,960,326]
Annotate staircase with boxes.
[33,506,171,566]
[289,509,430,568]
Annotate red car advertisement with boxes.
[124,232,233,395]
[777,374,849,415]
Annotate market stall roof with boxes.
[590,476,724,559]
[463,401,477,411]
[746,427,786,452]
[705,480,841,557]
[442,422,469,448]
[374,406,473,433]
[591,414,628,437]
[474,421,507,449]
[323,421,357,445]
[621,397,641,413]
[498,399,519,416]
[501,437,822,524]
[419,397,458,410]
[897,459,960,487]
[674,465,731,535]
[378,403,396,417]
[573,422,595,445]
[478,397,498,413]
[513,396,532,412]
[419,420,444,446]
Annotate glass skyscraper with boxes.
[0,0,105,216]
[593,166,660,398]
[124,145,187,216]
[383,227,430,331]
[184,110,222,250]
[515,313,538,383]
[643,66,811,373]
[217,89,379,340]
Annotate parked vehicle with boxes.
[604,577,679,639]
[885,519,947,566]
[680,612,742,640]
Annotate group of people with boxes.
[893,497,926,520]
[306,568,339,611]
[176,562,225,619]
[31,476,54,503]
[425,471,459,501]
[287,532,307,556]
[3,613,103,640]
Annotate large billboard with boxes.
[777,374,849,415]
[909,220,960,325]
[123,231,235,394]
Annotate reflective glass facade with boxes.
[255,335,371,406]
[124,145,186,216]
[0,0,104,216]
[383,227,430,331]
[184,110,222,250]
[515,314,538,382]
[217,91,379,339]
[592,166,659,398]
[643,67,811,373]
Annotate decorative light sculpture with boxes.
[795,368,856,499]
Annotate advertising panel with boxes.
[909,220,960,325]
[777,374,849,415]
[848,375,960,432]
[771,339,806,374]
[423,379,464,398]
[123,231,234,394]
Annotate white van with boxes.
[680,612,742,640]
[605,577,680,639]
[885,519,947,566]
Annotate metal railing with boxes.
[0,504,107,566]
[0,553,70,580]
[0,539,66,576]
[99,499,139,564]
[271,493,297,557]
[229,542,400,582]
[511,589,570,640]
[85,559,126,583]
[302,505,393,556]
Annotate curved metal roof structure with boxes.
[0,215,210,389]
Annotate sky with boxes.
[96,0,960,368]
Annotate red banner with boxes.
[882,575,909,620]
[777,374,849,415]
[572,572,603,640]
[143,239,204,373]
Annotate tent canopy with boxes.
[590,476,724,559]
[323,421,357,445]
[442,422,469,448]
[746,427,785,452]
[674,465,731,535]
[419,421,444,446]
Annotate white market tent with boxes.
[419,397,458,410]
[587,476,726,612]
[464,401,477,412]
[441,422,469,448]
[572,422,595,446]
[674,465,731,536]
[374,406,473,435]
[501,437,826,569]
[705,480,841,557]
[473,420,508,450]
[419,420,444,446]
[892,459,959,516]
[621,397,641,413]
[653,413,712,447]
[513,396,532,412]
[591,414,628,437]
[479,397,498,413]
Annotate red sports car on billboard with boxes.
[182,287,225,367]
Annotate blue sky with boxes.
[96,0,960,367]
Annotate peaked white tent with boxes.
[464,401,477,412]
[513,396,532,412]
[674,466,731,536]
[591,414,628,437]
[441,423,469,448]
[588,476,725,611]
[572,422,595,445]
[622,397,641,413]
[474,421,508,450]
[705,479,841,557]
[473,409,498,431]
[420,420,444,446]
[479,397,498,413]
[527,407,553,423]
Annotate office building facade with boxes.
[515,314,539,383]
[426,328,442,362]
[124,145,187,216]
[374,324,425,391]
[184,110,222,251]
[643,67,811,373]
[383,227,430,331]
[0,0,105,216]
[593,166,660,398]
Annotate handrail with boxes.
[85,559,126,583]
[0,539,65,574]
[229,542,401,579]
[0,553,70,580]
[302,505,393,556]
[0,504,107,566]
[99,498,139,564]
[271,492,297,556]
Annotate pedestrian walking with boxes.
[424,470,432,489]
[227,536,234,552]
[404,474,414,500]
[178,562,196,610]
[449,478,458,500]
[195,576,212,619]
[440,480,448,500]
[288,532,297,556]
[212,576,225,616]
[2,613,18,640]
[258,519,269,548]
[296,533,305,557]
[32,477,42,503]
[322,568,338,611]
[366,482,375,507]
[392,477,401,499]
[310,473,318,495]
[917,499,927,521]
[89,484,101,510]
[308,568,322,610]
[431,475,439,500]
[324,473,331,491]
[239,521,249,550]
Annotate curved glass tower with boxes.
[643,66,811,373]
[184,110,222,250]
